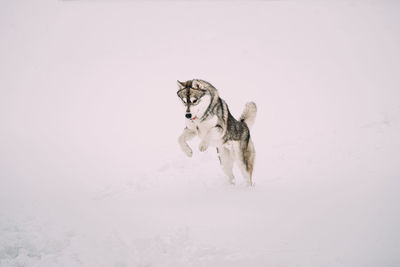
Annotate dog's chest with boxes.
[187,115,218,138]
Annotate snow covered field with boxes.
[1,0,400,266]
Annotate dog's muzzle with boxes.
[185,113,192,119]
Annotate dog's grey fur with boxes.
[177,79,257,186]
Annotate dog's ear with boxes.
[192,79,205,90]
[177,80,185,89]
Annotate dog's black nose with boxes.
[185,113,192,119]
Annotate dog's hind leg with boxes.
[238,138,255,186]
[217,147,235,184]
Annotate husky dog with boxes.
[177,79,257,186]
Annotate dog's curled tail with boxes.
[240,102,257,129]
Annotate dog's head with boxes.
[177,79,212,120]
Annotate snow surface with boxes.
[1,0,400,266]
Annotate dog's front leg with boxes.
[199,140,209,152]
[199,127,221,152]
[178,127,196,157]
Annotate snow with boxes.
[1,0,400,266]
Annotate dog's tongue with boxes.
[191,116,198,120]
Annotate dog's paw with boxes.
[179,143,193,157]
[183,147,193,157]
[199,142,208,152]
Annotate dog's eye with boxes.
[192,99,198,104]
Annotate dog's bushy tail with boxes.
[240,102,257,129]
